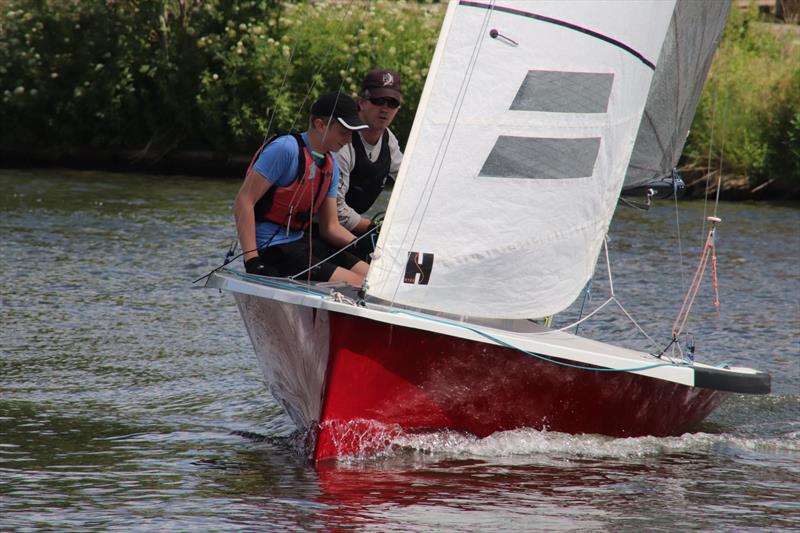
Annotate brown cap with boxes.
[360,69,402,103]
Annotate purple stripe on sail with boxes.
[459,0,656,71]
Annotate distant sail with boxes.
[366,0,680,319]
[623,0,731,194]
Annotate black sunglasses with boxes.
[368,97,401,109]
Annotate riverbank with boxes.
[1,2,797,198]
[2,145,797,201]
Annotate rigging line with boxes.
[390,309,687,373]
[263,46,296,143]
[543,297,615,333]
[386,0,495,308]
[286,0,359,133]
[612,298,662,353]
[211,2,362,288]
[603,237,614,297]
[618,195,651,211]
[701,52,720,240]
[221,270,687,372]
[673,177,686,297]
[237,271,331,297]
[712,23,730,221]
[573,278,593,335]
[303,67,366,290]
[289,225,380,281]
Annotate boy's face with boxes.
[316,119,352,152]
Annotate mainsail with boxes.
[365,0,719,319]
[624,0,731,194]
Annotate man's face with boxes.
[318,119,353,152]
[359,96,400,130]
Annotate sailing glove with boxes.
[245,256,276,276]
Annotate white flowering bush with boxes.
[0,0,444,154]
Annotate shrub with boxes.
[0,0,444,154]
[682,6,800,191]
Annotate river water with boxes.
[1,168,798,532]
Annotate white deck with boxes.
[206,269,762,390]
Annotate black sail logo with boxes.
[403,252,434,285]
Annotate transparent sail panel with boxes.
[479,136,600,180]
[511,71,614,113]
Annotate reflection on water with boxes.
[1,169,798,531]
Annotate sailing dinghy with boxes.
[207,0,770,461]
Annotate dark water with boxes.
[1,168,798,532]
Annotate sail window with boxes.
[479,136,600,180]
[511,70,613,113]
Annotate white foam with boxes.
[389,428,800,460]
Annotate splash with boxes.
[389,427,800,460]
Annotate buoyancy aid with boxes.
[345,130,390,214]
[250,133,334,231]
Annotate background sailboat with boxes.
[207,0,770,461]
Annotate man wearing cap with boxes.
[335,69,404,254]
[233,92,370,285]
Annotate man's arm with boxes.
[318,197,358,248]
[387,129,404,181]
[233,167,272,261]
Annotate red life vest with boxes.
[250,134,334,232]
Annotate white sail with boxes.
[366,0,677,319]
[624,0,731,190]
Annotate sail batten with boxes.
[366,0,721,319]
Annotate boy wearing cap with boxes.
[233,92,369,285]
[335,69,404,242]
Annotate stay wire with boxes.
[290,224,380,281]
[300,3,366,290]
[286,0,359,134]
[208,1,362,286]
[386,0,496,307]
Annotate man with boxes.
[233,92,369,286]
[335,69,404,242]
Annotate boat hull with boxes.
[316,312,727,460]
[233,293,727,461]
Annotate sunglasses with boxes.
[368,97,401,109]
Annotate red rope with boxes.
[672,217,722,340]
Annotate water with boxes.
[1,168,798,531]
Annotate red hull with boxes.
[314,312,727,461]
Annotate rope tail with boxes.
[671,216,722,340]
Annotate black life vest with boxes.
[345,130,391,214]
[250,134,333,232]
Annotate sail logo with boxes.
[403,252,434,285]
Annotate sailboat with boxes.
[206,0,770,461]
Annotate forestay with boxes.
[366,0,678,319]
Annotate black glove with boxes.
[244,256,278,277]
[351,235,375,263]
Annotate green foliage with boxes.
[683,6,800,190]
[0,0,443,153]
[1,0,797,193]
